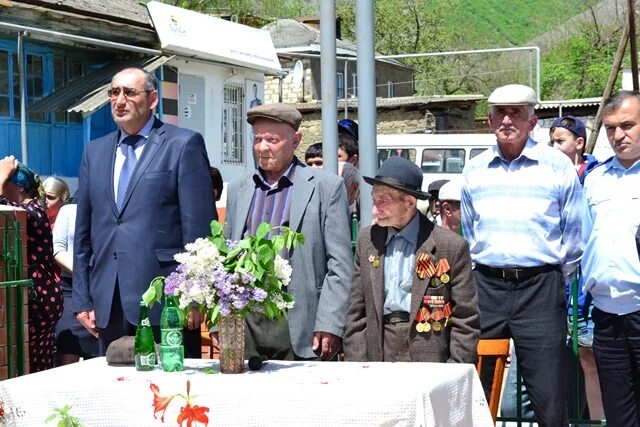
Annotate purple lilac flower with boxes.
[164,269,186,295]
[226,239,240,250]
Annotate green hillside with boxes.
[445,0,599,48]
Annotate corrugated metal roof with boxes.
[536,97,602,110]
[291,95,484,112]
[28,56,172,116]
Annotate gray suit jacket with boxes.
[344,213,480,363]
[225,161,353,358]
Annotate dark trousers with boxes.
[98,284,202,358]
[474,268,568,427]
[592,307,640,427]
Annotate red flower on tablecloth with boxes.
[177,403,209,427]
[150,383,177,422]
[150,380,209,426]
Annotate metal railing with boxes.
[1,211,33,378]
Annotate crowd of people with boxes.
[1,66,639,426]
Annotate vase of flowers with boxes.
[144,220,303,373]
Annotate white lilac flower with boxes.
[272,293,294,310]
[274,255,292,288]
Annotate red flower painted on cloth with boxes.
[150,383,177,422]
[150,380,209,426]
[177,403,209,427]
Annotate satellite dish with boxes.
[290,60,304,90]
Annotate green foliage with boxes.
[142,276,165,308]
[444,0,600,48]
[158,0,315,20]
[45,405,82,427]
[541,29,622,100]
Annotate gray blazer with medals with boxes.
[344,212,480,363]
[224,162,353,358]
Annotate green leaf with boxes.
[255,222,271,241]
[142,277,165,307]
[45,413,57,423]
[209,305,220,327]
[210,220,224,238]
[271,235,285,254]
[204,367,220,374]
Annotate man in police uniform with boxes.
[344,156,479,363]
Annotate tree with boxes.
[160,0,316,21]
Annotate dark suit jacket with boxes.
[344,212,480,363]
[73,117,216,327]
[224,162,353,358]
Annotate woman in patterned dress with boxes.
[0,155,63,372]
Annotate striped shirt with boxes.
[245,159,299,257]
[582,157,640,315]
[461,138,583,276]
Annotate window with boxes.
[0,50,8,116]
[470,148,489,159]
[11,53,46,122]
[387,81,394,98]
[222,83,244,164]
[351,74,357,97]
[53,55,85,123]
[336,72,345,99]
[421,149,466,173]
[377,148,416,167]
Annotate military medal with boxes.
[432,321,442,332]
[423,322,431,332]
[430,277,441,288]
[440,273,450,284]
[416,253,436,279]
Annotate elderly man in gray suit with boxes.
[222,103,353,361]
[344,156,480,363]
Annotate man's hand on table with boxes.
[76,309,99,338]
[313,332,342,361]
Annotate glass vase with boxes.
[218,313,245,374]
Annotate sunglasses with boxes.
[107,87,152,99]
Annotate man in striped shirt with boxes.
[461,84,582,427]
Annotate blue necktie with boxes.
[116,134,141,212]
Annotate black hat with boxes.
[363,156,429,200]
[428,179,449,195]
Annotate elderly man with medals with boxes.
[344,156,480,363]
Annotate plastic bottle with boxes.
[160,294,184,372]
[135,301,156,371]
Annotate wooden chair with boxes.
[201,323,219,359]
[476,338,510,422]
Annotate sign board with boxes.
[147,1,282,74]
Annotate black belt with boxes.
[475,263,559,281]
[383,311,410,324]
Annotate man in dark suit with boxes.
[344,156,480,363]
[222,103,353,361]
[73,67,216,355]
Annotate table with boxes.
[0,358,493,426]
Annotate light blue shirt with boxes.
[461,138,583,276]
[582,157,640,315]
[383,212,420,314]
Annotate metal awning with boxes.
[28,55,172,116]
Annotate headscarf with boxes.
[9,162,44,200]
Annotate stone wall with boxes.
[295,105,476,158]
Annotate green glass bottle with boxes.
[160,294,184,372]
[135,301,156,371]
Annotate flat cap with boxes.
[438,180,462,202]
[487,84,538,106]
[247,103,302,130]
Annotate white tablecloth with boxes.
[0,358,493,427]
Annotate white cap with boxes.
[438,180,462,202]
[487,84,538,106]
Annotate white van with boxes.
[376,133,496,193]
